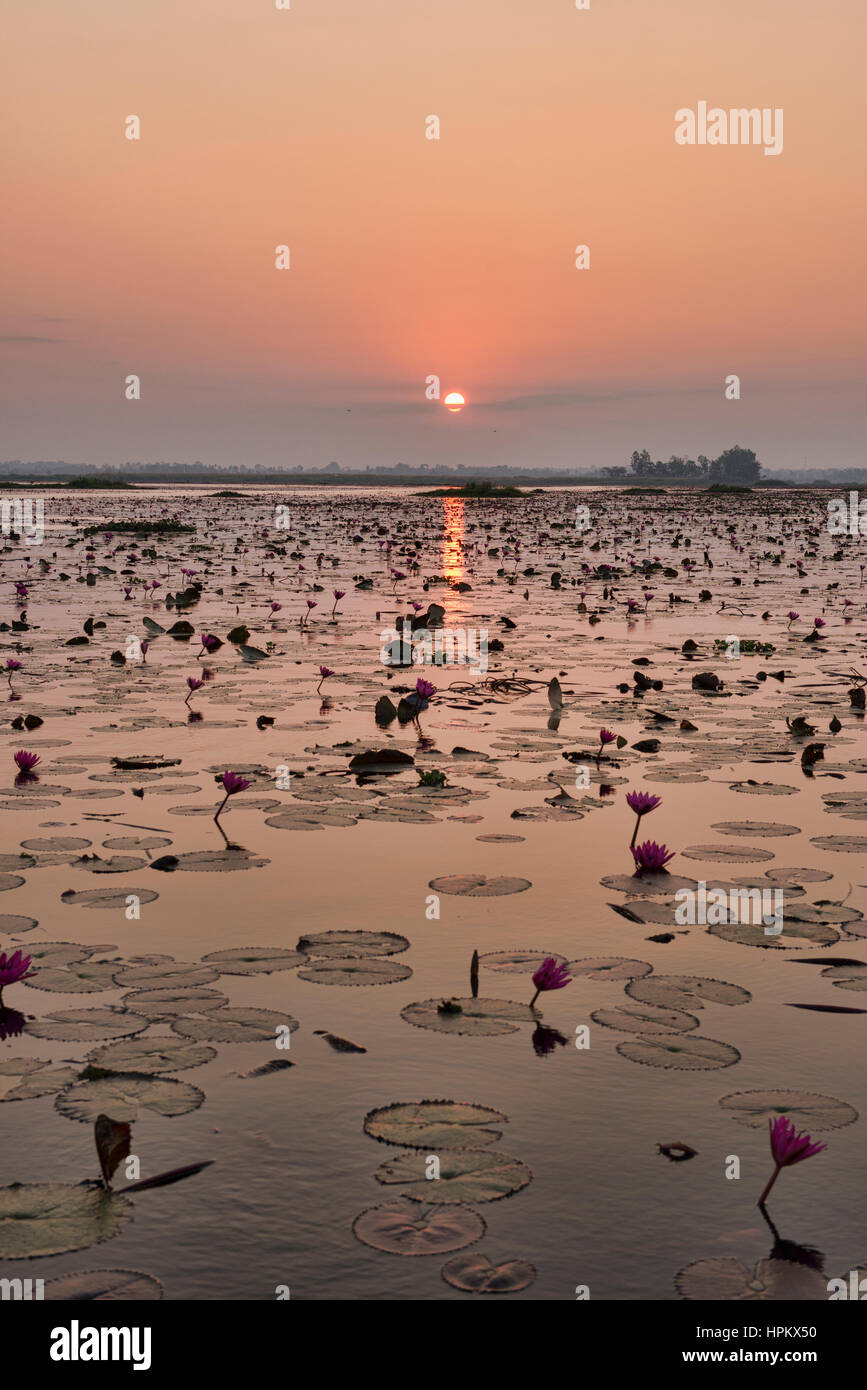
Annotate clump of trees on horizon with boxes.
[601,445,761,484]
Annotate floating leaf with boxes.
[567,957,653,982]
[295,930,409,959]
[200,947,306,974]
[0,1182,133,1259]
[617,1034,740,1070]
[61,887,159,909]
[680,845,775,864]
[810,836,867,853]
[88,1038,216,1073]
[708,918,839,950]
[352,1198,485,1255]
[401,997,536,1036]
[477,949,568,974]
[26,1008,149,1042]
[113,962,220,990]
[441,1252,537,1293]
[42,1268,163,1300]
[374,1148,532,1203]
[364,1100,507,1149]
[150,849,268,872]
[591,1003,699,1035]
[427,874,532,897]
[297,958,412,986]
[0,1059,79,1102]
[675,1256,827,1301]
[171,1007,298,1043]
[718,1088,857,1131]
[626,974,752,1010]
[56,1073,205,1123]
[25,961,120,994]
[121,986,228,1019]
[711,822,801,838]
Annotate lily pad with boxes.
[150,849,269,872]
[171,1007,298,1043]
[680,845,776,864]
[61,887,159,909]
[295,930,409,959]
[352,1198,485,1255]
[120,986,229,1019]
[200,947,307,974]
[427,875,532,897]
[675,1256,827,1301]
[26,1008,149,1042]
[24,961,120,994]
[364,1100,507,1149]
[567,957,653,982]
[617,1034,741,1070]
[56,1072,205,1123]
[0,1059,80,1102]
[591,1002,699,1035]
[42,1268,164,1300]
[297,958,413,986]
[626,975,752,1010]
[477,949,568,974]
[374,1148,532,1203]
[810,836,867,853]
[708,918,840,950]
[0,1182,133,1259]
[711,822,800,838]
[401,997,537,1036]
[87,1038,216,1073]
[113,962,220,990]
[441,1252,537,1293]
[718,1088,857,1131]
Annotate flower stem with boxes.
[630,815,641,848]
[529,988,540,1008]
[758,1163,781,1207]
[214,793,230,822]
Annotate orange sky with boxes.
[2,0,865,470]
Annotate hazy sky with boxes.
[3,0,865,471]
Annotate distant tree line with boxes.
[600,446,761,484]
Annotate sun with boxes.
[443,391,466,413]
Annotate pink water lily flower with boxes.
[625,790,662,847]
[0,949,33,1003]
[317,665,335,694]
[5,659,21,689]
[759,1116,826,1206]
[597,728,617,760]
[185,676,205,705]
[13,749,40,772]
[631,840,675,874]
[530,957,573,1007]
[415,678,437,701]
[330,589,345,617]
[215,769,251,821]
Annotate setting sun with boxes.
[443,391,466,413]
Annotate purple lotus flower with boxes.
[787,611,799,625]
[13,749,40,772]
[759,1116,826,1206]
[270,601,282,614]
[415,678,437,701]
[530,956,573,1007]
[317,665,335,694]
[185,676,204,705]
[626,789,662,847]
[200,633,220,655]
[330,589,345,617]
[5,658,21,689]
[631,840,675,874]
[215,769,251,821]
[597,728,616,759]
[0,949,33,1003]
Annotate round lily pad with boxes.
[600,873,699,896]
[297,958,413,986]
[364,1100,507,1149]
[718,1088,857,1131]
[626,975,752,1010]
[352,1198,485,1256]
[764,866,833,884]
[43,1268,164,1300]
[149,849,269,872]
[680,845,775,864]
[56,1073,205,1123]
[708,918,840,950]
[87,1037,216,1073]
[374,1148,532,1203]
[21,836,92,852]
[711,822,800,838]
[102,836,172,852]
[428,875,532,897]
[0,1182,133,1259]
[441,1251,536,1294]
[401,997,537,1036]
[113,962,220,990]
[0,913,38,933]
[61,887,159,909]
[26,1007,149,1042]
[295,930,409,959]
[810,836,867,853]
[822,964,867,992]
[121,986,229,1019]
[591,1003,699,1035]
[675,1256,827,1301]
[567,957,653,982]
[171,1007,298,1043]
[617,1034,741,1070]
[200,947,307,975]
[0,1059,80,1102]
[477,950,568,974]
[24,961,120,994]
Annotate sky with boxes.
[2,0,865,472]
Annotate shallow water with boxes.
[1,484,865,1300]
